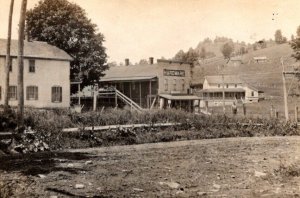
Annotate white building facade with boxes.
[200,75,263,105]
[0,39,72,108]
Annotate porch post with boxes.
[78,83,81,105]
[139,82,142,107]
[149,80,152,109]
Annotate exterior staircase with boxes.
[98,88,143,112]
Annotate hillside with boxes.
[193,43,298,98]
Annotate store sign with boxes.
[163,69,185,77]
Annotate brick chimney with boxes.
[149,57,154,65]
[125,58,129,66]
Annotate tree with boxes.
[297,26,300,38]
[275,29,283,44]
[291,26,300,61]
[291,34,295,41]
[174,50,186,61]
[139,59,148,64]
[26,0,107,91]
[185,48,199,65]
[17,0,27,131]
[4,0,14,108]
[221,42,234,61]
[199,47,206,60]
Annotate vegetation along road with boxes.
[2,136,300,197]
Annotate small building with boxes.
[199,75,264,105]
[253,56,268,63]
[96,58,201,112]
[0,39,72,108]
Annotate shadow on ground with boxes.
[0,151,95,176]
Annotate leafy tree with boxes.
[221,42,234,61]
[297,26,300,37]
[275,29,284,44]
[26,0,107,91]
[199,47,206,60]
[174,50,186,61]
[139,59,148,64]
[185,48,199,64]
[291,34,295,41]
[291,26,300,61]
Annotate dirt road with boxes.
[2,136,300,197]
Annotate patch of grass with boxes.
[274,161,300,178]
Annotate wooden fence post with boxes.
[93,84,98,111]
[243,103,246,116]
[295,106,298,122]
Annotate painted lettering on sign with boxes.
[163,69,185,77]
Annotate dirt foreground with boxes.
[2,136,300,197]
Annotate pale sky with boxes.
[0,0,300,63]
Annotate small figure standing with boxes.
[231,101,237,115]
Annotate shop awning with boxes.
[100,76,157,82]
[159,94,201,100]
[199,88,245,93]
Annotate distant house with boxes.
[0,39,72,108]
[92,58,201,111]
[199,75,264,105]
[253,56,268,63]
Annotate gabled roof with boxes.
[205,75,243,84]
[0,39,73,61]
[100,64,161,82]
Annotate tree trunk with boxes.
[4,0,14,108]
[17,0,27,132]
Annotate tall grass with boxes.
[1,108,299,150]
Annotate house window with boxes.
[29,60,35,73]
[26,86,38,100]
[164,79,168,91]
[8,86,17,100]
[181,79,185,91]
[251,91,254,96]
[173,79,177,91]
[235,84,237,88]
[52,86,62,103]
[226,84,229,88]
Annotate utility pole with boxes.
[218,64,226,115]
[4,0,14,108]
[281,57,289,122]
[222,73,226,114]
[17,0,27,131]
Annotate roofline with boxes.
[157,59,193,65]
[0,55,73,61]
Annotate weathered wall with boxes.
[0,57,70,108]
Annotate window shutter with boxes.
[35,87,38,100]
[59,87,62,102]
[52,87,55,102]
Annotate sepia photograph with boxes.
[1,0,300,197]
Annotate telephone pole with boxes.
[281,57,289,122]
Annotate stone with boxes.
[254,171,266,177]
[133,188,144,192]
[159,181,180,189]
[75,184,85,189]
[38,174,46,179]
[85,160,93,165]
[197,192,208,196]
